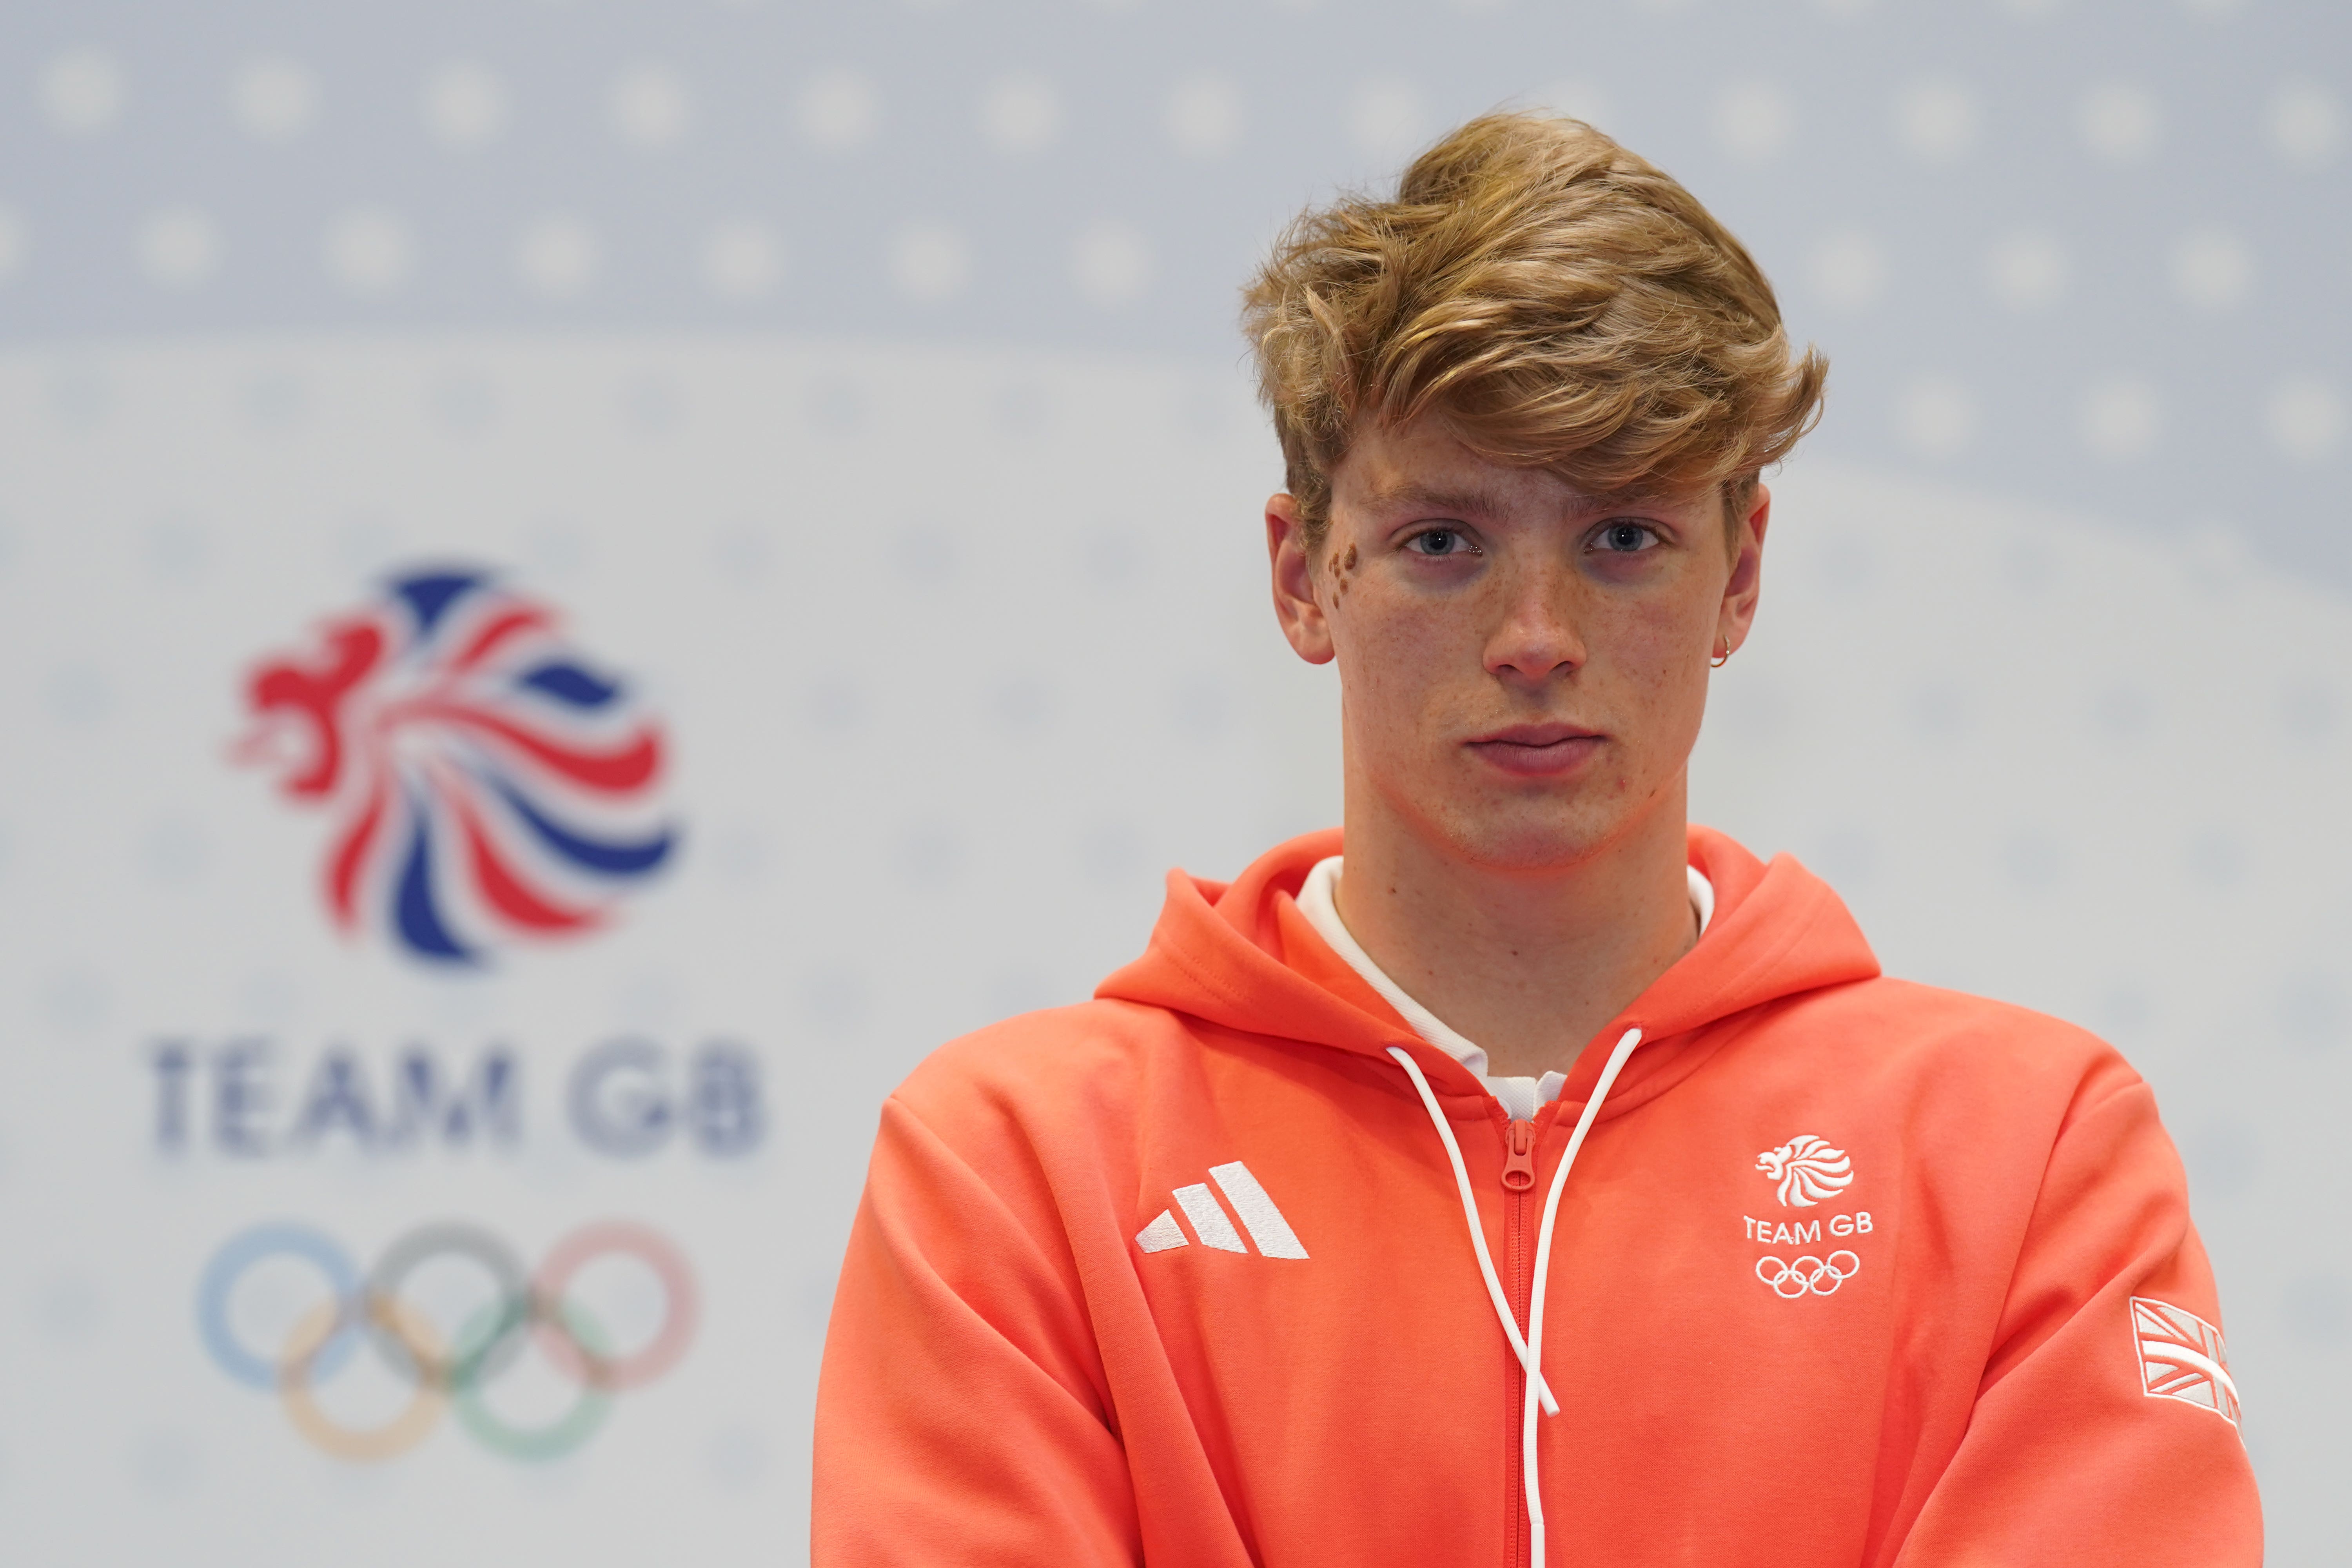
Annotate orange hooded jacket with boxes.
[814,828,2260,1565]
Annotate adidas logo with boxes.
[1134,1161,1308,1259]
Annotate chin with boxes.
[1428,799,1621,874]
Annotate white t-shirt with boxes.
[1294,855,1715,1122]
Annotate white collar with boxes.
[1293,854,1714,1120]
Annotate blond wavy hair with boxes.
[1242,112,1827,552]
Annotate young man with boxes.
[814,114,2260,1565]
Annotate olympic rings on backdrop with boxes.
[366,1222,532,1388]
[196,1220,697,1461]
[452,1294,616,1461]
[200,1223,365,1388]
[280,1295,448,1461]
[531,1220,698,1389]
[1755,1251,1862,1298]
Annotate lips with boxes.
[1464,723,1604,778]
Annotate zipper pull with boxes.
[1501,1119,1537,1191]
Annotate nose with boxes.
[1481,557,1585,684]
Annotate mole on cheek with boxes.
[1328,543,1359,596]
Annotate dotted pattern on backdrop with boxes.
[0,0,2346,579]
[0,338,2347,1561]
[0,339,1283,1568]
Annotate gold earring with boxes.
[1710,635,1731,669]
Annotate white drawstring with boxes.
[1386,1046,1561,1416]
[1388,1029,1646,1565]
[1521,1026,1643,1568]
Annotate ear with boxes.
[1267,493,1336,665]
[1717,483,1770,658]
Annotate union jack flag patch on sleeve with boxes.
[2130,1297,2241,1429]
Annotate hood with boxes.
[1095,824,1880,1118]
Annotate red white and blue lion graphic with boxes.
[236,568,676,963]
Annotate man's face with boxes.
[1268,415,1767,872]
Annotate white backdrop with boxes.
[0,334,2345,1562]
[2,2,2348,1563]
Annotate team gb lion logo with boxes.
[235,566,675,965]
[1755,1135,1854,1208]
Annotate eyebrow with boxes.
[1356,481,1512,516]
[1356,479,1671,517]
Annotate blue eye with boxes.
[1599,522,1657,552]
[1410,528,1468,555]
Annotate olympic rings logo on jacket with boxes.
[1754,1250,1862,1298]
[197,1219,697,1461]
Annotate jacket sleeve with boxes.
[812,1094,1142,1567]
[1890,1071,2262,1564]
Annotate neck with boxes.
[1332,781,1698,1082]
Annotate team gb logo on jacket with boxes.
[1756,1134,1854,1208]
[236,567,676,965]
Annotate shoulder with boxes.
[1777,974,2151,1126]
[1733,980,2191,1263]
[886,996,1198,1143]
[864,999,1230,1236]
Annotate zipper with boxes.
[1503,1118,1535,1568]
[1501,1119,1538,1193]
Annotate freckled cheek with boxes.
[1606,599,1707,689]
[1576,604,1710,762]
[1334,603,1473,730]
